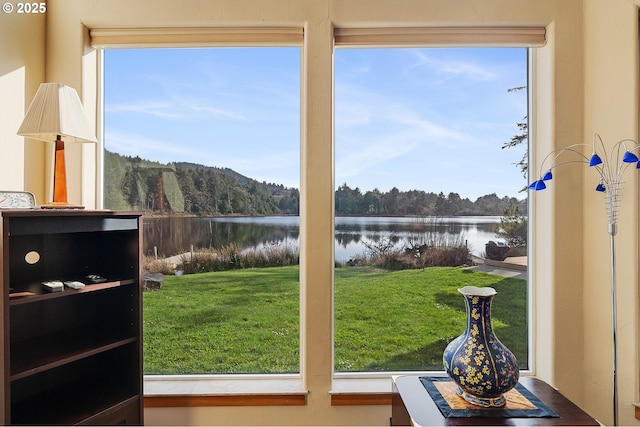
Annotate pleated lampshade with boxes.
[17,82,97,143]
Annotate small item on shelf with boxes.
[64,280,85,289]
[85,274,107,283]
[9,291,35,298]
[42,281,64,292]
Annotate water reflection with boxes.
[143,216,501,261]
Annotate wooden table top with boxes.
[392,376,601,426]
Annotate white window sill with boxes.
[330,371,446,395]
[331,375,396,394]
[144,371,534,396]
[144,373,421,396]
[144,374,306,396]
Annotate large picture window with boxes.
[333,47,530,373]
[104,47,301,374]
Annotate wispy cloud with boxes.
[187,103,249,121]
[105,129,198,160]
[406,50,497,83]
[336,136,418,180]
[105,101,182,119]
[107,97,250,122]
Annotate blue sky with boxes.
[105,47,527,201]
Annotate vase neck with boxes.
[464,294,494,332]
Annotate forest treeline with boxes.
[105,150,526,216]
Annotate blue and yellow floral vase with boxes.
[443,285,519,407]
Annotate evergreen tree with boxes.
[496,202,527,247]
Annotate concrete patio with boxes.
[466,256,528,281]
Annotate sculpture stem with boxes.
[608,223,618,426]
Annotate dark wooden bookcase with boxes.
[0,210,143,425]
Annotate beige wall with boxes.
[0,8,46,201]
[2,0,639,425]
[582,0,640,423]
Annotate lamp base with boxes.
[41,202,85,210]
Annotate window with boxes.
[333,46,531,373]
[94,25,543,387]
[103,46,301,375]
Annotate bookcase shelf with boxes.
[0,210,143,425]
[10,333,138,381]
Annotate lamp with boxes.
[17,82,97,208]
[530,133,640,426]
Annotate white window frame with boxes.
[92,25,543,399]
[94,28,306,397]
[330,27,541,392]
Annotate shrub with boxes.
[363,233,472,270]
[145,235,471,275]
[143,242,301,275]
[366,245,472,270]
[143,256,177,275]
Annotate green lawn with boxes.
[143,266,527,374]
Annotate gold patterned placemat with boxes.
[419,377,559,418]
[433,380,538,410]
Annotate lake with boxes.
[143,215,503,261]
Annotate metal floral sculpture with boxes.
[529,133,640,426]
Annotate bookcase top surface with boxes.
[0,209,142,218]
